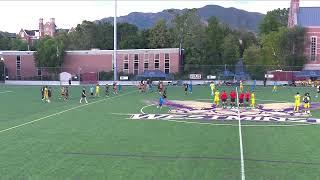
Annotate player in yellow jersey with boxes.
[43,85,51,103]
[251,91,255,108]
[210,82,215,96]
[214,90,220,107]
[294,92,301,112]
[95,84,100,97]
[240,81,244,92]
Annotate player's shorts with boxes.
[304,103,310,109]
[251,99,255,104]
[239,99,244,103]
[246,98,249,102]
[91,93,93,96]
[231,98,235,102]
[222,99,227,102]
[295,102,300,107]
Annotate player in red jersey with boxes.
[239,92,245,107]
[230,90,236,108]
[245,89,250,107]
[220,90,228,108]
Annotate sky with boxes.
[0,0,319,33]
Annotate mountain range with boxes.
[96,5,265,32]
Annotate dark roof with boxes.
[298,7,320,27]
[24,30,39,36]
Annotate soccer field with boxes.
[0,84,320,180]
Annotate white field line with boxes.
[140,104,155,114]
[236,87,246,180]
[0,91,13,94]
[0,90,136,134]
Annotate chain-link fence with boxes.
[4,64,308,83]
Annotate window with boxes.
[154,53,160,69]
[144,53,149,71]
[16,55,21,79]
[134,54,139,74]
[37,68,42,76]
[311,37,317,61]
[123,54,129,74]
[164,53,170,74]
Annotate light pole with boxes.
[113,0,118,81]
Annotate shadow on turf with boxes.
[50,152,320,166]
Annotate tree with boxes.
[149,19,172,48]
[10,38,28,51]
[221,34,240,65]
[204,17,226,65]
[259,8,289,35]
[243,45,265,79]
[34,36,65,71]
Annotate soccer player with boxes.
[157,95,164,109]
[184,83,188,95]
[41,86,45,100]
[251,79,256,92]
[90,85,94,97]
[113,82,118,95]
[251,91,255,108]
[48,87,52,101]
[65,86,69,100]
[303,93,311,115]
[163,87,167,99]
[294,92,301,112]
[214,89,220,107]
[230,90,236,108]
[95,84,100,97]
[245,90,250,107]
[210,82,215,96]
[80,88,88,104]
[239,92,245,107]
[105,84,110,96]
[272,81,278,93]
[43,86,50,103]
[240,81,244,92]
[188,81,193,94]
[60,86,65,100]
[220,90,227,108]
[118,84,122,93]
[316,84,320,98]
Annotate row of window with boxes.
[123,53,170,74]
[311,37,317,61]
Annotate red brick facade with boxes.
[288,0,320,70]
[0,48,181,80]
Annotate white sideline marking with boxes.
[0,91,13,94]
[236,87,245,180]
[0,91,136,134]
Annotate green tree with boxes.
[149,19,172,48]
[259,8,289,35]
[221,34,240,65]
[10,38,28,50]
[243,45,265,79]
[34,36,65,71]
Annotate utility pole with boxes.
[113,0,118,81]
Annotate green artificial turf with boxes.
[0,84,319,180]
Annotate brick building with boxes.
[0,48,181,80]
[288,0,320,70]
